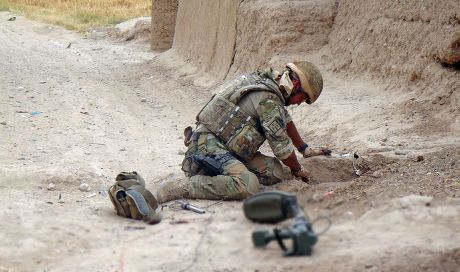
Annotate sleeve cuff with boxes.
[297,143,309,153]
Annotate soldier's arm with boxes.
[257,97,310,182]
[286,121,308,153]
[257,97,294,160]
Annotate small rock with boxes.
[79,183,91,192]
[47,183,56,191]
[414,155,424,162]
[0,121,6,125]
[140,98,147,102]
[395,150,408,155]
[40,81,47,84]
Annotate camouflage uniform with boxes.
[181,70,295,200]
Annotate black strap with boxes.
[274,228,288,252]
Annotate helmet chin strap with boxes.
[279,70,294,95]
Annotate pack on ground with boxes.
[108,171,161,224]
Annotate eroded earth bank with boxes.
[1,0,459,271]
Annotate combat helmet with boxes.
[286,61,323,104]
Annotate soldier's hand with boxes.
[291,168,311,183]
[302,147,332,158]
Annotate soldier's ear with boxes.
[273,69,282,81]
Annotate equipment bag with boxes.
[108,171,161,224]
[243,190,299,223]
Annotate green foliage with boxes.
[0,0,150,31]
[71,11,99,24]
[0,1,10,11]
[107,16,124,25]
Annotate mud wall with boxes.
[329,0,460,105]
[172,0,239,80]
[151,0,178,51]
[229,0,337,76]
[157,0,459,110]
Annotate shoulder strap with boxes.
[226,73,285,105]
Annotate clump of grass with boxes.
[0,2,10,11]
[0,0,151,32]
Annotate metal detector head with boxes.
[243,190,299,223]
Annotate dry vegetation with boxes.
[0,0,151,31]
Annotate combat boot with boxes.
[155,174,191,203]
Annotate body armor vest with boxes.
[197,72,285,161]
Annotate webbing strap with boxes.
[126,189,150,216]
[197,134,207,154]
[129,184,159,210]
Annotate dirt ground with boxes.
[0,12,459,272]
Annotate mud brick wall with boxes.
[151,0,179,51]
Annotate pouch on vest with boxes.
[243,190,298,223]
[108,171,161,224]
[227,124,265,161]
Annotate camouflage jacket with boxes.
[196,70,294,161]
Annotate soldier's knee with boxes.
[238,170,260,197]
[260,159,284,185]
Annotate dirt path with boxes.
[0,13,459,272]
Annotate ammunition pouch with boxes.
[243,190,299,223]
[226,124,265,161]
[108,171,161,224]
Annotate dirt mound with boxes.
[87,17,152,46]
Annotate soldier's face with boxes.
[288,91,308,105]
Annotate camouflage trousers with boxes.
[181,132,284,200]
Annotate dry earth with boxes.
[1,11,459,272]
